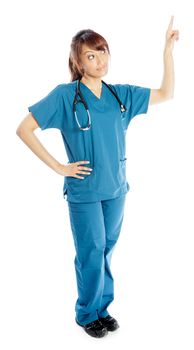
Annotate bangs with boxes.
[78,33,109,55]
[85,39,107,51]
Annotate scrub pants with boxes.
[67,193,126,326]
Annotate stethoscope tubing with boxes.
[73,79,127,131]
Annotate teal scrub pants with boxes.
[67,193,126,326]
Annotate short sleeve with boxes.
[129,85,151,119]
[28,85,64,131]
[110,83,151,130]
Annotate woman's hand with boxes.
[165,15,179,52]
[55,160,93,179]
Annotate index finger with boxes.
[168,15,174,30]
[77,161,90,164]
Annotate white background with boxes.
[1,0,194,349]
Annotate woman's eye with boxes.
[87,49,106,60]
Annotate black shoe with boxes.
[99,315,119,331]
[76,318,108,338]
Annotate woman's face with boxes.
[79,43,109,78]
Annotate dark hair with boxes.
[68,29,110,82]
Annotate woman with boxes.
[16,17,179,338]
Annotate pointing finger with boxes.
[168,15,174,30]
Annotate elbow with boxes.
[160,88,174,101]
[168,93,174,100]
[167,89,175,100]
[167,90,174,99]
[16,125,32,139]
[16,126,22,137]
[163,92,174,101]
[16,126,25,138]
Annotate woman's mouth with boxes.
[97,65,107,71]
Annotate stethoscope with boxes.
[73,78,127,131]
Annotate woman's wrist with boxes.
[52,160,63,173]
[53,162,67,176]
[163,44,173,56]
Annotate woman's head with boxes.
[69,29,110,82]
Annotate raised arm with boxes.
[149,16,179,105]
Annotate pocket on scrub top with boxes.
[120,157,127,164]
[119,157,127,182]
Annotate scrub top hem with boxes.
[63,182,130,203]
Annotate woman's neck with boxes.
[80,76,102,91]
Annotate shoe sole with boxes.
[106,324,120,331]
[75,318,108,338]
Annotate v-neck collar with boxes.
[79,80,104,101]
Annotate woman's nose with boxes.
[97,57,105,67]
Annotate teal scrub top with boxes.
[28,80,151,203]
